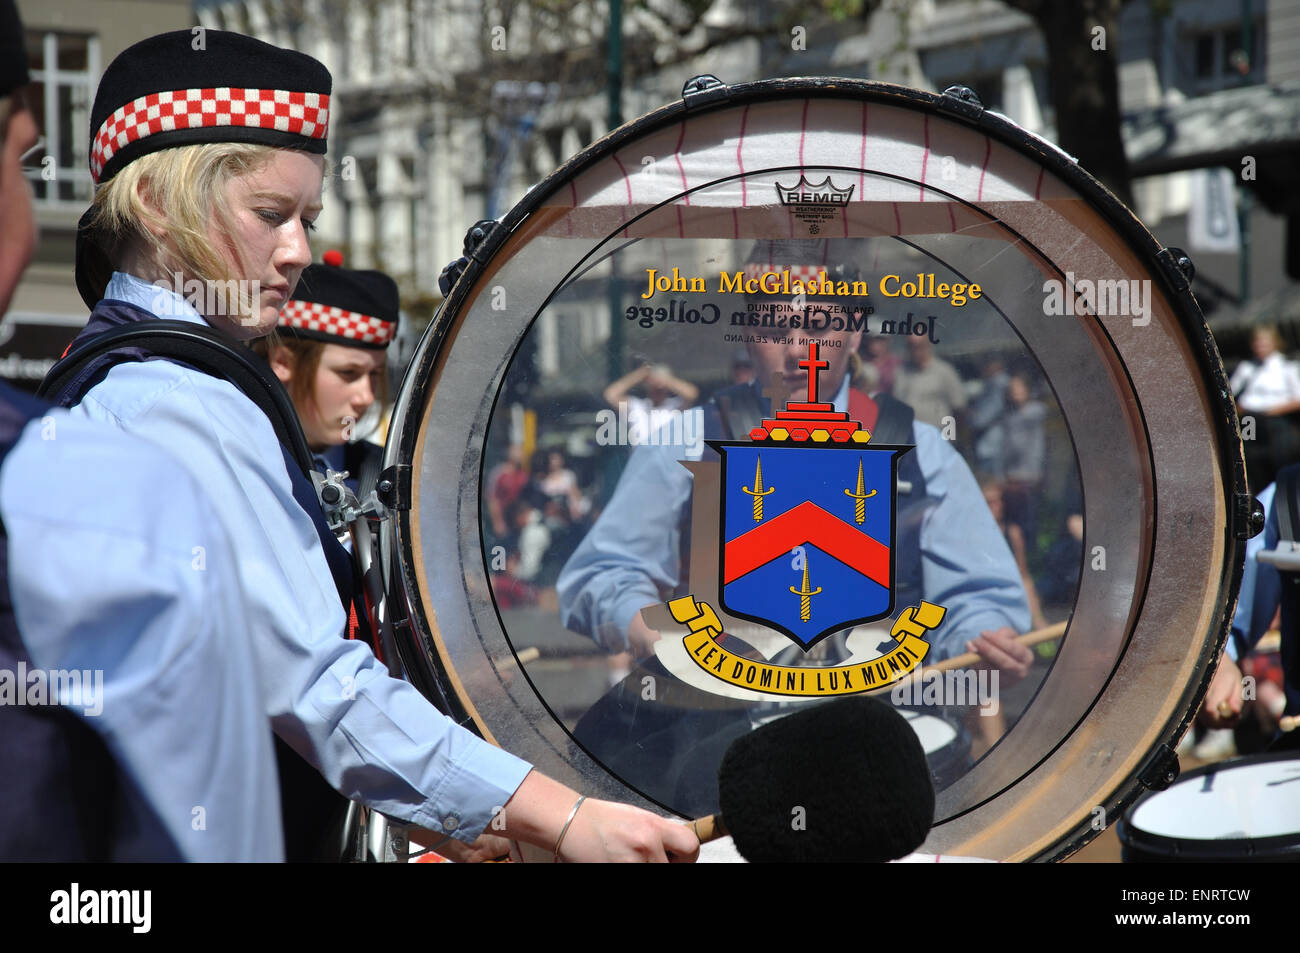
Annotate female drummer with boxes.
[250,252,391,499]
[57,29,696,863]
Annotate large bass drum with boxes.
[379,77,1251,861]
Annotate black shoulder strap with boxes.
[349,441,384,502]
[1233,362,1262,401]
[38,321,314,477]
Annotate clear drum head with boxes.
[382,79,1248,861]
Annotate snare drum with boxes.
[1118,751,1300,862]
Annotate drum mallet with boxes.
[918,620,1067,675]
[690,695,935,862]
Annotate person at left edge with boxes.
[0,1,282,861]
[54,29,697,862]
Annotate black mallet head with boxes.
[717,696,935,862]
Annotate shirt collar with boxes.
[105,272,210,328]
[830,374,850,413]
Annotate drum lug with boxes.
[1137,743,1180,791]
[1236,493,1266,539]
[1161,246,1196,282]
[377,464,411,512]
[681,75,729,109]
[939,85,985,120]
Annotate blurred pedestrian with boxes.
[1232,326,1300,491]
[604,362,698,442]
[893,334,965,429]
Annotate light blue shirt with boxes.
[69,273,532,841]
[558,379,1030,659]
[1,408,284,860]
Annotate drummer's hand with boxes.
[1198,653,1244,729]
[627,613,664,660]
[558,799,699,863]
[502,771,698,862]
[966,626,1033,684]
[411,829,512,863]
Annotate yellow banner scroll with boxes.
[667,596,945,697]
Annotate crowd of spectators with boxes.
[486,447,596,607]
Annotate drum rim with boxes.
[385,75,1249,858]
[1117,750,1300,858]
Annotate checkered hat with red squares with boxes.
[76,29,331,307]
[743,239,869,298]
[87,29,331,185]
[279,251,399,350]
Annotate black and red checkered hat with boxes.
[76,29,331,308]
[743,239,868,295]
[279,252,399,349]
[87,29,331,185]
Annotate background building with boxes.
[9,0,1298,389]
[5,0,192,389]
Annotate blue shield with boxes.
[713,440,907,649]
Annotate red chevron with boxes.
[723,501,889,587]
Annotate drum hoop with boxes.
[384,77,1249,851]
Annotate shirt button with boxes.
[442,815,459,831]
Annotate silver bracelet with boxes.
[553,795,587,862]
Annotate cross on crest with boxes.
[800,341,830,403]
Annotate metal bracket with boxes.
[1136,743,1180,791]
[1158,245,1196,283]
[1258,541,1300,570]
[312,468,389,534]
[1236,492,1265,540]
[682,74,730,110]
[939,84,985,120]
[376,464,412,512]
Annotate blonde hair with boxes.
[88,142,289,321]
[1254,325,1284,350]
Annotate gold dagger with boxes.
[789,559,822,623]
[742,455,774,523]
[843,457,876,525]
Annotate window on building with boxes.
[24,30,99,206]
[1181,18,1266,93]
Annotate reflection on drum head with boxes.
[901,709,958,754]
